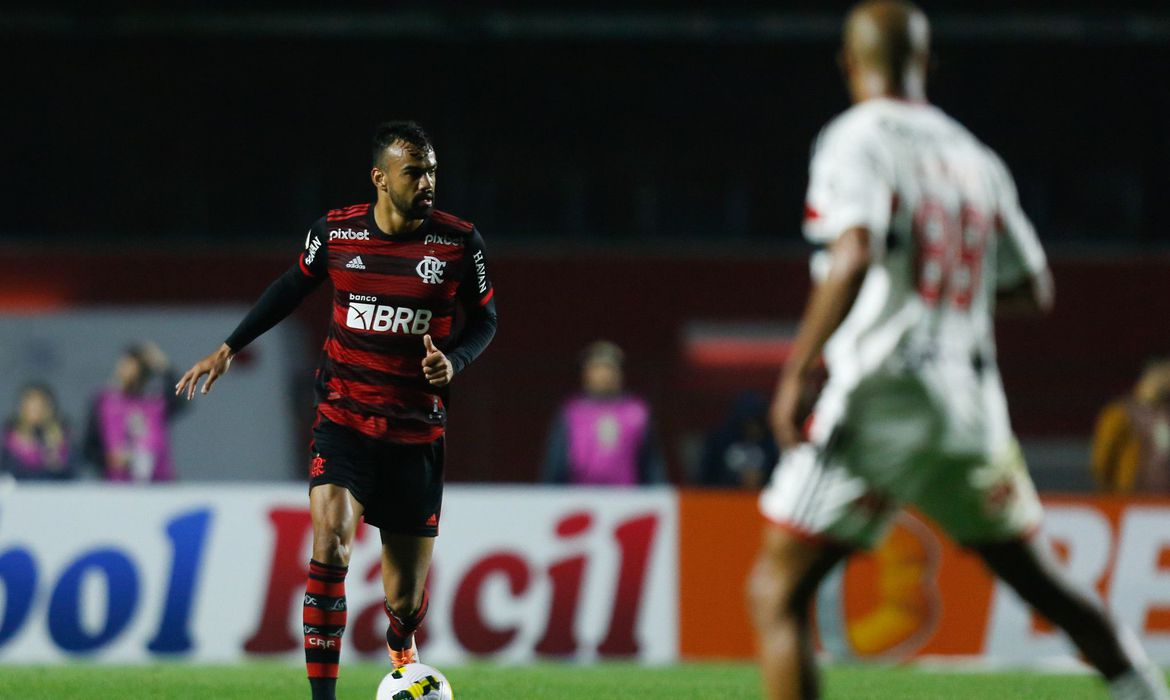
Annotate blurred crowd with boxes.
[1092,357,1170,493]
[539,339,777,489]
[1,342,186,483]
[539,340,1170,494]
[6,337,1168,493]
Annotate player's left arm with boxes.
[990,152,1054,316]
[770,227,871,448]
[421,228,498,387]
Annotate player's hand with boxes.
[175,343,234,400]
[770,371,807,450]
[421,334,453,387]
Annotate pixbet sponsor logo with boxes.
[424,233,463,247]
[329,228,370,241]
[346,302,432,334]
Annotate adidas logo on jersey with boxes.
[345,256,366,270]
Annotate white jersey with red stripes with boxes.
[802,97,1046,449]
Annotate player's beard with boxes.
[391,189,433,220]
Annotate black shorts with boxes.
[308,419,444,537]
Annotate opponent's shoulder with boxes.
[815,101,888,148]
[429,209,475,236]
[324,202,373,224]
[976,139,1013,183]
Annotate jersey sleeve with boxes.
[298,219,330,278]
[803,118,894,247]
[989,153,1047,289]
[457,228,495,308]
[448,228,498,375]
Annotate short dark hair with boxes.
[371,121,433,167]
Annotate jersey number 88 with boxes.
[912,198,991,311]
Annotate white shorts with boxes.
[759,368,1042,548]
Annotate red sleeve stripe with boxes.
[298,256,313,276]
[479,287,495,306]
[326,203,371,222]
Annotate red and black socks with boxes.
[385,589,430,651]
[305,560,348,700]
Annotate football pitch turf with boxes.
[2,662,1155,699]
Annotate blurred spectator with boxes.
[1,383,75,480]
[698,391,778,488]
[1092,356,1170,492]
[84,342,187,482]
[542,341,666,486]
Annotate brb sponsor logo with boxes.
[0,510,211,655]
[330,228,369,241]
[346,294,431,334]
[416,256,446,285]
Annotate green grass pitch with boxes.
[0,661,1153,699]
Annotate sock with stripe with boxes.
[385,589,429,652]
[304,560,348,700]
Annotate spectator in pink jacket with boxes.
[1,383,75,480]
[84,342,187,482]
[542,341,666,486]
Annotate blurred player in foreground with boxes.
[176,122,497,700]
[749,3,1168,699]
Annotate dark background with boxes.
[5,1,1170,247]
[3,1,1168,485]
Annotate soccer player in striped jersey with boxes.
[176,121,497,700]
[748,3,1167,700]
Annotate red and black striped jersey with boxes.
[298,203,495,444]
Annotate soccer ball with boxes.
[375,663,454,700]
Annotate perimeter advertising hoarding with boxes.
[0,485,677,664]
[678,492,1170,666]
[0,486,1166,667]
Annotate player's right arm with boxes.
[990,153,1053,315]
[771,227,871,448]
[175,223,329,399]
[770,116,891,448]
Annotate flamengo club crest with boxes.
[416,255,447,284]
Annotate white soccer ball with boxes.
[375,663,454,700]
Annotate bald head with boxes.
[842,0,930,103]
